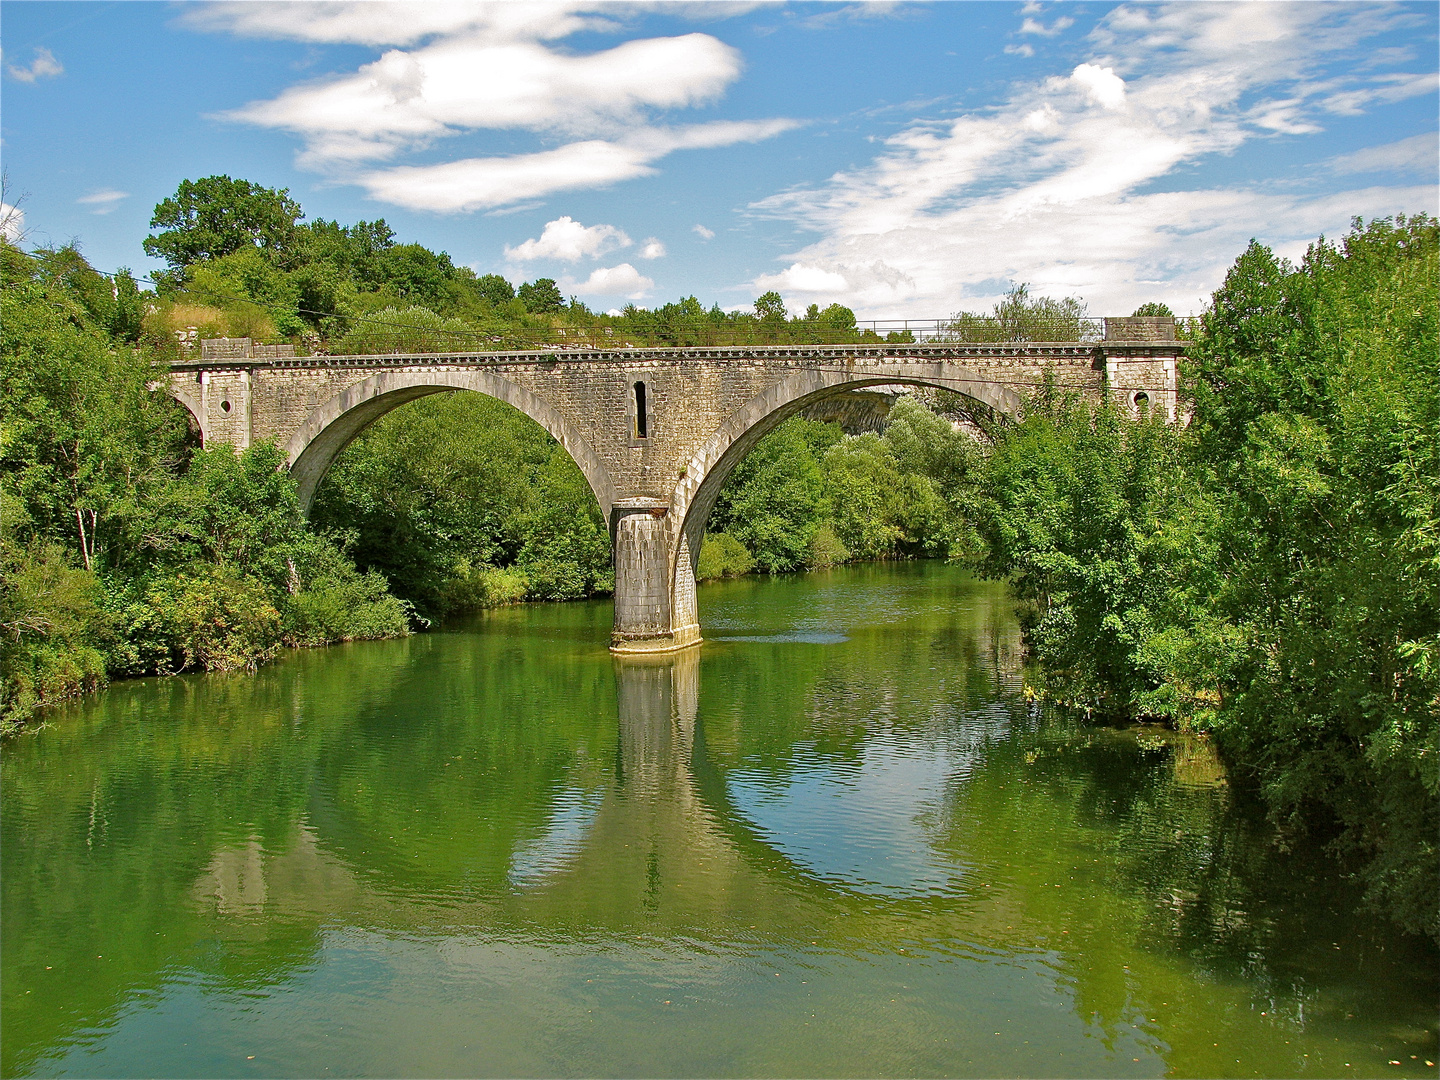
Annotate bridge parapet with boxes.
[198,337,297,361]
[1103,316,1178,342]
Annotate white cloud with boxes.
[751,262,850,295]
[628,118,797,152]
[1004,44,1035,58]
[1320,71,1438,116]
[639,238,667,259]
[357,120,793,212]
[7,46,63,82]
[505,216,630,262]
[1019,16,1073,37]
[223,31,745,166]
[1329,132,1440,175]
[1069,64,1126,110]
[359,141,653,212]
[203,6,797,211]
[746,2,1440,317]
[693,224,715,239]
[566,262,654,299]
[183,2,608,48]
[1,202,24,243]
[76,190,129,215]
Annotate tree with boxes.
[710,418,837,573]
[978,389,1200,720]
[187,247,304,336]
[297,218,395,288]
[144,176,304,270]
[377,243,458,309]
[518,278,563,314]
[754,291,787,322]
[1187,216,1439,940]
[947,283,1089,342]
[1,248,186,572]
[1,241,408,725]
[475,274,516,307]
[311,392,611,615]
[1131,302,1173,317]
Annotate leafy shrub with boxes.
[695,533,755,580]
[808,523,850,568]
[0,535,109,728]
[439,564,529,609]
[148,565,282,672]
[334,304,475,354]
[282,540,412,645]
[2,641,108,727]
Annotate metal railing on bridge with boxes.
[189,315,1198,360]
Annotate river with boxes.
[2,562,1435,1078]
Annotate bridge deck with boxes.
[168,339,1185,373]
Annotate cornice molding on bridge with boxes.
[169,339,1184,373]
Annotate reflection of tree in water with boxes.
[5,569,1434,1076]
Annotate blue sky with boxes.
[3,1,1436,317]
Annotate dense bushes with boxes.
[979,387,1203,721]
[694,533,755,580]
[310,392,613,619]
[1,242,410,730]
[979,216,1438,940]
[704,397,981,576]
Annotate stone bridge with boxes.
[169,317,1185,653]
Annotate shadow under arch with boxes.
[163,382,206,445]
[284,369,619,517]
[668,363,1024,584]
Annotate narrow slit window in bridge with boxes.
[633,381,648,439]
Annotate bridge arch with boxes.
[161,379,207,443]
[667,362,1023,587]
[285,369,619,517]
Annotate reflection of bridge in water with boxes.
[194,643,1030,941]
[170,318,1186,652]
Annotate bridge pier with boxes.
[610,501,700,654]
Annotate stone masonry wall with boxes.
[178,342,1178,509]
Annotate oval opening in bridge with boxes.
[633,381,648,439]
[1132,391,1149,409]
[220,399,231,413]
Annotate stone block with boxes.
[1103,317,1176,342]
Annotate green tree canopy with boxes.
[754,291,787,321]
[475,273,516,307]
[517,278,563,314]
[144,176,304,271]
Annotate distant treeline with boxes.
[1,176,1434,941]
[119,174,1118,353]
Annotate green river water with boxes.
[3,562,1435,1078]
